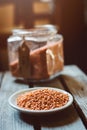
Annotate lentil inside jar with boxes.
[17,88,69,110]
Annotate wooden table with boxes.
[0,65,87,130]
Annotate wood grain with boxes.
[60,65,87,128]
[0,72,34,130]
[0,66,87,130]
[34,77,86,130]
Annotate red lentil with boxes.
[17,88,69,110]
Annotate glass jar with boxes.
[7,27,64,81]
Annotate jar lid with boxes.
[25,27,57,42]
[10,27,57,42]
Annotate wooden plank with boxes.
[34,77,86,130]
[0,72,34,130]
[0,69,86,130]
[60,65,87,128]
[60,65,86,77]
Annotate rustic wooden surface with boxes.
[0,65,87,130]
[60,65,87,128]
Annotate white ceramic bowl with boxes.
[8,87,73,114]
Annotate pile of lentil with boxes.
[17,88,69,110]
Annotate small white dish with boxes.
[8,87,73,114]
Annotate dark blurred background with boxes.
[0,0,87,73]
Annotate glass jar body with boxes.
[7,29,64,81]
